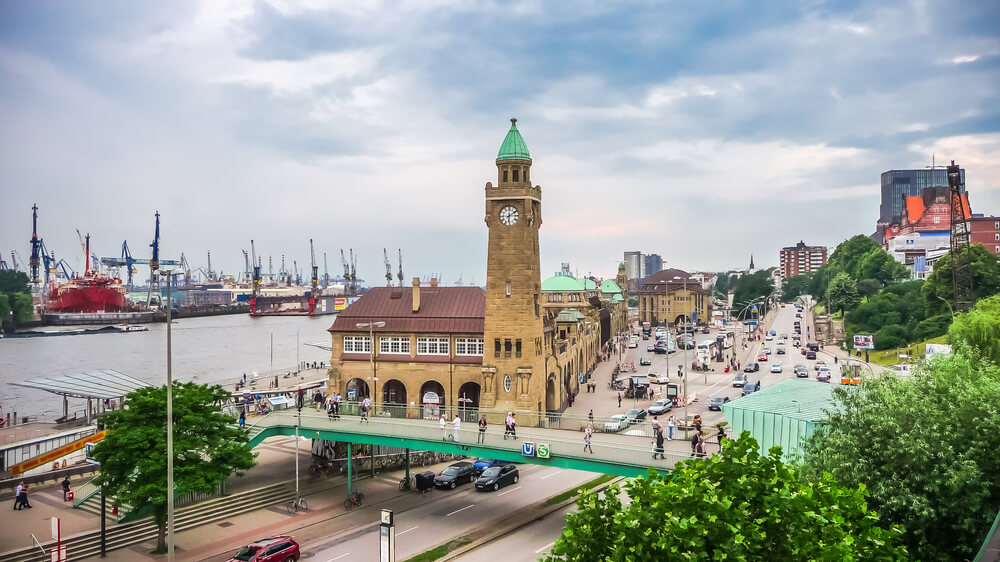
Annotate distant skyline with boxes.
[2,1,998,285]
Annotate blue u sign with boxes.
[521,441,535,457]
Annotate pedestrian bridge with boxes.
[244,409,688,477]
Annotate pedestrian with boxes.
[13,481,24,510]
[690,431,700,457]
[504,412,514,440]
[667,416,676,440]
[653,425,665,459]
[238,408,246,429]
[477,414,487,444]
[716,426,727,449]
[313,390,323,411]
[618,393,622,408]
[440,414,449,440]
[452,415,462,442]
[62,477,71,501]
[327,396,336,419]
[243,372,247,383]
[17,483,32,509]
[360,398,370,424]
[588,409,594,425]
[584,423,594,454]
[510,413,517,440]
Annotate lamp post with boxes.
[160,269,177,562]
[356,322,386,410]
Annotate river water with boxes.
[0,314,333,419]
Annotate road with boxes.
[305,464,600,561]
[454,502,576,560]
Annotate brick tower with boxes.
[481,118,546,412]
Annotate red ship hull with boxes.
[47,276,127,313]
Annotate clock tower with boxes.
[481,119,546,413]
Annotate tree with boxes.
[780,272,814,302]
[827,235,882,279]
[857,248,909,286]
[0,270,33,330]
[826,272,859,315]
[0,270,30,294]
[545,434,907,561]
[92,383,256,553]
[949,293,1000,364]
[922,244,1000,315]
[800,351,1000,561]
[731,270,775,319]
[0,291,11,331]
[712,272,732,298]
[856,278,882,301]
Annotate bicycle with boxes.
[286,496,309,513]
[399,476,412,491]
[344,490,365,510]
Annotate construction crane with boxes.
[250,240,261,314]
[267,256,274,285]
[179,253,192,287]
[310,239,319,292]
[323,252,330,288]
[206,251,216,282]
[30,204,42,284]
[11,250,23,272]
[242,250,251,285]
[350,249,357,296]
[54,258,74,281]
[146,211,162,308]
[293,260,301,286]
[397,249,404,287]
[0,254,9,271]
[340,249,352,295]
[383,248,393,286]
[279,255,288,285]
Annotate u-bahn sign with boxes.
[521,441,535,457]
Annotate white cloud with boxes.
[908,134,1000,199]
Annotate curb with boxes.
[432,475,626,562]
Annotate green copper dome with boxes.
[497,118,531,162]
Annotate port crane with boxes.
[30,204,42,285]
[0,254,9,271]
[179,253,193,287]
[310,240,320,292]
[11,250,24,272]
[242,250,251,285]
[397,249,404,287]
[249,240,261,314]
[293,260,301,286]
[383,249,393,286]
[323,252,330,288]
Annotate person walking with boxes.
[509,413,517,440]
[61,477,71,501]
[617,393,622,408]
[327,395,336,419]
[588,409,594,425]
[653,425,665,459]
[13,481,24,510]
[18,483,32,509]
[667,415,676,440]
[238,408,246,429]
[584,424,594,454]
[477,415,487,444]
[504,412,514,440]
[716,426,728,450]
[440,414,449,440]
[452,415,462,442]
[359,397,370,423]
[690,430,702,457]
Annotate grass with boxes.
[813,303,826,316]
[545,473,618,506]
[865,335,949,366]
[403,537,475,562]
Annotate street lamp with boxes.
[159,268,179,562]
[356,322,386,410]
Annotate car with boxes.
[475,464,519,491]
[648,372,670,384]
[228,536,300,562]
[801,347,808,355]
[776,339,785,346]
[471,458,510,475]
[791,335,800,340]
[653,345,668,354]
[741,384,757,396]
[604,414,630,432]
[625,408,647,424]
[769,330,777,336]
[814,360,827,371]
[434,461,477,489]
[639,356,651,366]
[763,346,771,355]
[806,350,817,360]
[647,345,655,352]
[807,342,819,351]
[647,399,672,415]
[757,353,768,362]
[732,373,749,387]
[793,340,801,347]
[793,364,809,378]
[700,326,711,334]
[765,335,774,341]
[795,313,802,318]
[628,340,638,348]
[708,396,731,411]
[642,334,649,340]
[780,333,788,339]
[743,362,760,373]
[770,363,782,373]
[776,346,786,355]
[655,329,667,337]
[816,369,832,383]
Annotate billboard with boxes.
[853,334,874,350]
[334,298,347,311]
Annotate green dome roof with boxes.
[599,279,623,294]
[497,118,531,162]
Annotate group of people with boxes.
[12,481,32,510]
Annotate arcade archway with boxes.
[546,374,557,412]
[345,378,369,401]
[419,380,446,420]
[457,382,481,422]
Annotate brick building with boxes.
[778,241,828,279]
[967,216,1000,257]
[637,268,710,326]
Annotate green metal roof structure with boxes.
[720,378,840,460]
[599,279,623,295]
[555,309,587,323]
[541,275,597,292]
[497,118,531,162]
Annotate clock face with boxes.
[499,205,519,226]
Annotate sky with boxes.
[2,0,999,287]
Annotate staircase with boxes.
[1,482,291,562]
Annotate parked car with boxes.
[743,362,760,373]
[793,364,809,378]
[700,326,711,334]
[604,414,630,432]
[733,373,749,387]
[815,360,827,371]
[741,384,757,396]
[648,372,669,384]
[475,464,519,491]
[625,408,647,424]
[806,350,817,360]
[757,353,768,362]
[472,458,510,475]
[435,462,477,489]
[647,399,672,416]
[816,368,832,383]
[229,536,300,562]
[639,356,651,366]
[708,396,731,411]
[770,363,783,373]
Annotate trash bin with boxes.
[415,471,435,493]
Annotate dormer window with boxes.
[512,169,519,182]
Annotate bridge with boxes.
[244,408,689,479]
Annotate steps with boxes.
[1,482,291,562]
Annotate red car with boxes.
[229,536,300,562]
[757,353,768,362]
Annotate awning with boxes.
[10,369,150,400]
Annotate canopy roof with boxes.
[11,369,150,400]
[542,275,597,292]
[497,118,531,162]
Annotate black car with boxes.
[806,350,817,360]
[434,462,477,489]
[625,408,648,423]
[475,464,519,491]
[743,362,760,373]
[708,396,730,411]
[639,356,652,366]
[741,384,757,396]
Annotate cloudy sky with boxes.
[2,0,998,287]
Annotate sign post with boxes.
[379,509,395,562]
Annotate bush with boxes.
[874,324,908,350]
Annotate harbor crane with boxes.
[30,204,42,285]
[323,252,330,288]
[383,248,393,286]
[349,249,357,296]
[250,240,262,314]
[293,260,301,286]
[205,251,216,282]
[0,254,9,271]
[340,249,355,296]
[242,249,251,285]
[310,239,320,292]
[146,211,162,308]
[11,250,24,272]
[397,249,404,287]
[179,253,193,287]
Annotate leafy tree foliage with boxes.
[801,351,1000,561]
[949,293,1000,364]
[845,280,942,349]
[827,235,882,279]
[922,244,1000,315]
[0,292,11,329]
[731,270,775,319]
[546,434,907,561]
[92,383,256,553]
[857,249,909,287]
[0,270,30,294]
[712,272,733,298]
[780,272,814,302]
[856,278,882,301]
[0,270,33,331]
[826,272,859,315]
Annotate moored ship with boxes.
[45,233,127,314]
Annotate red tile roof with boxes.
[329,286,486,334]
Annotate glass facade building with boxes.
[880,168,965,224]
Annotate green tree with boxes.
[922,244,1000,315]
[0,270,30,294]
[856,278,882,301]
[780,272,814,302]
[732,270,775,319]
[0,291,11,331]
[948,293,1000,364]
[712,272,732,298]
[826,272,859,315]
[800,351,1000,561]
[11,292,33,324]
[546,434,907,561]
[828,235,882,279]
[857,248,909,286]
[92,383,256,553]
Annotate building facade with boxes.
[778,241,828,279]
[880,168,965,225]
[967,216,1000,257]
[623,251,643,293]
[637,268,710,326]
[643,254,663,278]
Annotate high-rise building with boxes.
[643,254,663,277]
[880,168,965,225]
[967,216,1000,257]
[779,241,828,279]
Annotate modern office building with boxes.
[623,251,643,291]
[779,241,828,279]
[643,254,663,277]
[879,168,965,225]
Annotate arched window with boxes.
[512,169,519,182]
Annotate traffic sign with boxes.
[521,441,535,457]
[537,443,550,459]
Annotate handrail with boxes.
[72,475,101,507]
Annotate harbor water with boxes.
[0,314,332,419]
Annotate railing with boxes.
[72,475,101,507]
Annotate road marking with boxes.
[535,541,556,554]
[397,526,418,535]
[447,504,475,516]
[327,554,351,561]
[541,470,560,479]
[497,486,520,496]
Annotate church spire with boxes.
[749,254,755,272]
